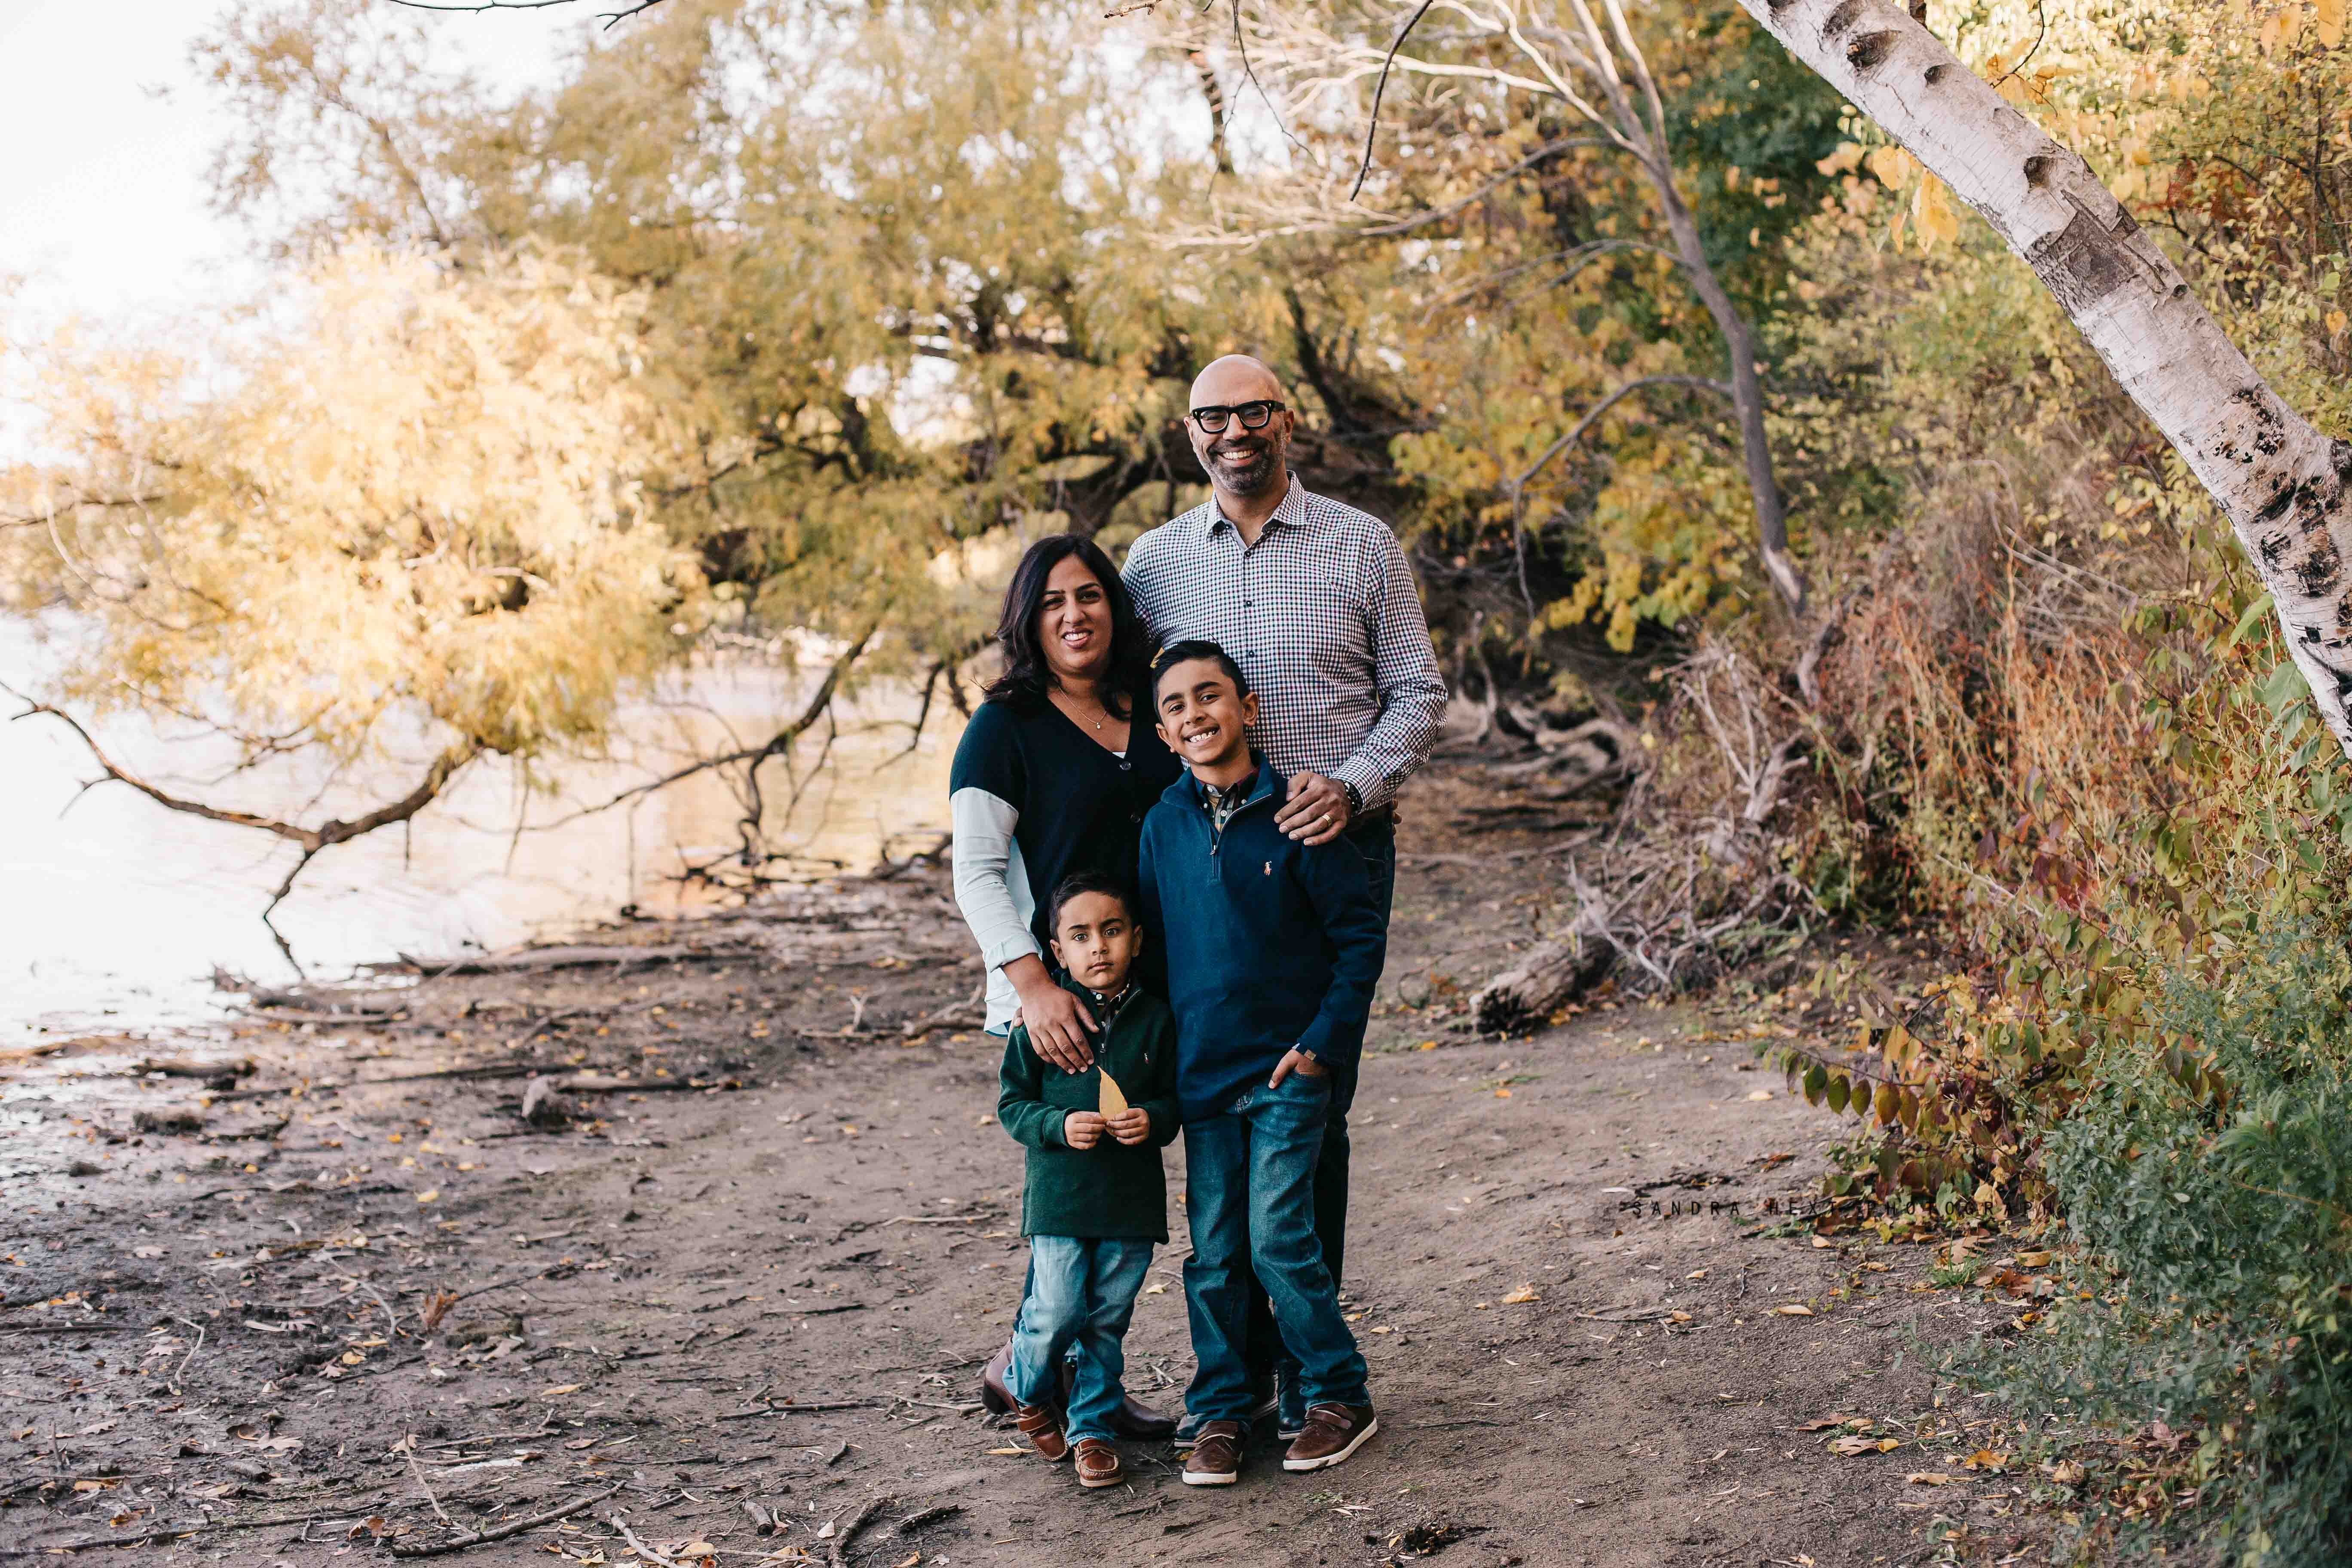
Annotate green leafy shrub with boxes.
[1979,914,2352,1564]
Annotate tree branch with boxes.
[519,627,881,834]
[1349,0,1437,202]
[6,685,483,973]
[1509,374,1731,493]
[384,0,671,25]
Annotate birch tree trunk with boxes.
[1733,0,2352,757]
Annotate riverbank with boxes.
[1,763,2053,1566]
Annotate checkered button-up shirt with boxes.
[1123,475,1448,814]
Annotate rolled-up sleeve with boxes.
[949,705,1041,1025]
[952,785,1040,973]
[1330,525,1447,813]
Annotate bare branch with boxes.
[384,0,671,25]
[520,627,882,834]
[1349,0,1437,202]
[6,684,483,969]
[1510,374,1731,494]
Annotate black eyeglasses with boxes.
[1188,399,1286,433]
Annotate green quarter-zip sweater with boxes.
[996,978,1182,1240]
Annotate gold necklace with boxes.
[1058,689,1107,731]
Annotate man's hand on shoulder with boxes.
[1277,770,1354,846]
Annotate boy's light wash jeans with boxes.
[1182,1071,1370,1426]
[1004,1235,1155,1443]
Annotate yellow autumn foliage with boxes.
[2,245,704,767]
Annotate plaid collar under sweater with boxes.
[1086,980,1139,1030]
[1195,766,1260,834]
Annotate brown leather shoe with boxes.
[1013,1401,1070,1462]
[1282,1403,1377,1472]
[1073,1437,1123,1488]
[985,1339,1173,1439]
[1050,1356,1174,1440]
[1181,1420,1243,1486]
[1106,1391,1176,1441]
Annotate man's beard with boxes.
[1210,441,1280,496]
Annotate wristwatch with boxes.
[1339,781,1363,816]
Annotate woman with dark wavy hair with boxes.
[952,533,1185,1443]
[950,534,1180,1059]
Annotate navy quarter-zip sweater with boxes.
[1137,758,1388,1122]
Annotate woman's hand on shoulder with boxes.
[1007,957,1096,1072]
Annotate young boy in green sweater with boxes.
[995,869,1181,1489]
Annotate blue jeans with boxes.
[1266,820,1393,1427]
[1183,1072,1370,1424]
[1005,1236,1155,1443]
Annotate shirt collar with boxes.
[1191,760,1263,808]
[1088,980,1136,1026]
[1204,471,1308,538]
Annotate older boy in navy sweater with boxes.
[1138,640,1387,1485]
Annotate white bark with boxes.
[1733,0,2352,757]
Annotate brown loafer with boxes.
[1181,1420,1243,1486]
[1013,1401,1069,1462]
[1282,1403,1377,1472]
[1048,1355,1173,1440]
[1073,1437,1122,1488]
[990,1339,1170,1439]
[1106,1391,1177,1441]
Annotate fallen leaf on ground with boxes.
[1961,1449,2009,1470]
[1686,1269,1707,1280]
[1810,1237,1836,1249]
[1669,1310,1692,1323]
[2017,1250,2053,1267]
[415,1189,438,1204]
[1771,1304,1814,1316]
[1905,1471,1958,1486]
[1501,1286,1540,1304]
[1797,1415,1850,1431]
[1746,1090,1774,1101]
[986,1447,1024,1456]
[2043,1459,2086,1486]
[1826,1435,1879,1456]
[541,1384,583,1398]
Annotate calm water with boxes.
[0,625,963,1042]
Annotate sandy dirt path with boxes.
[1,768,2037,1566]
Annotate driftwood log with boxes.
[1471,921,1615,1035]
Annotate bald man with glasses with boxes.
[1126,353,1448,1446]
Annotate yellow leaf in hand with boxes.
[1098,1071,1129,1118]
